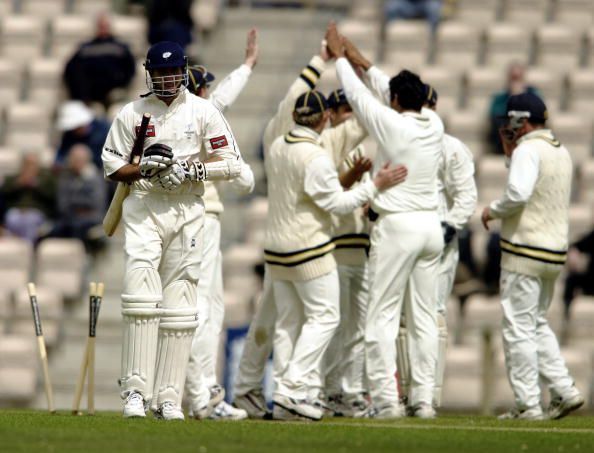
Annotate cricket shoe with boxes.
[188,384,226,419]
[154,401,185,421]
[273,395,323,421]
[331,394,371,418]
[312,396,336,417]
[547,388,584,420]
[209,401,248,420]
[498,406,544,420]
[123,391,146,418]
[362,403,405,419]
[412,403,436,419]
[233,390,271,419]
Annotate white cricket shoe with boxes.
[412,403,436,419]
[312,397,335,417]
[123,391,146,418]
[547,389,584,420]
[233,390,270,419]
[273,395,323,421]
[188,384,226,419]
[498,406,544,420]
[363,403,405,419]
[331,394,371,418]
[154,401,185,421]
[209,401,248,420]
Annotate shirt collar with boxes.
[291,125,321,142]
[517,129,554,145]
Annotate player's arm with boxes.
[102,111,139,183]
[483,145,539,229]
[339,154,372,189]
[443,141,478,230]
[262,47,328,151]
[321,116,368,165]
[305,154,407,215]
[209,28,258,112]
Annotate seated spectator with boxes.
[55,101,111,171]
[488,62,540,155]
[64,13,136,110]
[384,0,443,32]
[0,153,57,243]
[48,145,107,251]
[563,229,594,321]
[147,0,194,51]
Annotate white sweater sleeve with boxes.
[490,145,540,219]
[209,64,252,113]
[443,140,478,230]
[365,65,391,105]
[304,155,377,215]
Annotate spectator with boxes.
[147,0,194,51]
[0,153,57,243]
[49,144,107,251]
[384,0,443,32]
[64,13,136,110]
[55,101,111,171]
[488,62,540,155]
[563,230,594,320]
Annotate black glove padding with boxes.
[441,222,457,246]
[140,143,174,178]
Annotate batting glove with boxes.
[140,143,175,178]
[441,222,457,246]
[151,160,206,191]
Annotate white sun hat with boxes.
[56,100,94,131]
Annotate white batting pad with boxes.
[395,316,410,400]
[433,313,448,407]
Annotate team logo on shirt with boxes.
[210,135,228,150]
[184,123,194,140]
[135,124,156,137]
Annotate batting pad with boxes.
[152,280,199,409]
[395,316,409,400]
[433,313,448,407]
[120,267,162,401]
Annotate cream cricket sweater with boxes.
[494,130,573,278]
[264,128,337,281]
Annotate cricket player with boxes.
[266,89,407,421]
[102,41,241,420]
[327,23,444,419]
[184,29,258,421]
[395,85,478,410]
[482,92,584,420]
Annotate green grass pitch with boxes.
[1,411,593,452]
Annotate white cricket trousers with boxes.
[234,270,275,396]
[365,211,443,408]
[273,270,340,401]
[437,239,459,315]
[185,214,223,406]
[500,270,575,410]
[325,263,369,399]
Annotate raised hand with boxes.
[325,21,345,58]
[245,28,259,69]
[343,37,372,71]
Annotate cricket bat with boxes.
[102,112,151,236]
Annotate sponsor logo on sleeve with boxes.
[104,146,124,158]
[209,135,228,150]
[135,124,156,137]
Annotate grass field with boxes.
[1,411,593,453]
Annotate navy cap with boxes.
[294,90,328,117]
[506,92,548,123]
[144,41,187,70]
[424,83,438,108]
[327,89,348,110]
[187,65,216,93]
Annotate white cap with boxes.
[56,101,94,131]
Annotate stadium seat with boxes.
[111,15,147,59]
[0,0,13,15]
[384,21,431,69]
[222,243,262,279]
[71,0,113,15]
[587,28,594,67]
[462,294,502,336]
[568,296,594,340]
[0,148,22,184]
[477,155,508,203]
[26,58,65,105]
[552,0,594,31]
[3,102,51,151]
[35,238,86,301]
[484,24,532,68]
[434,22,481,70]
[0,57,24,109]
[0,15,45,67]
[534,24,583,72]
[578,160,594,203]
[0,334,37,402]
[442,345,484,409]
[20,0,67,18]
[501,0,550,28]
[0,237,33,302]
[0,335,37,369]
[525,67,563,112]
[12,286,63,347]
[550,113,593,166]
[445,110,490,158]
[419,66,462,114]
[567,70,594,116]
[463,66,503,115]
[453,0,499,26]
[568,204,593,243]
[49,15,94,62]
[191,0,223,34]
[245,197,268,247]
[338,19,380,56]
[350,0,382,20]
